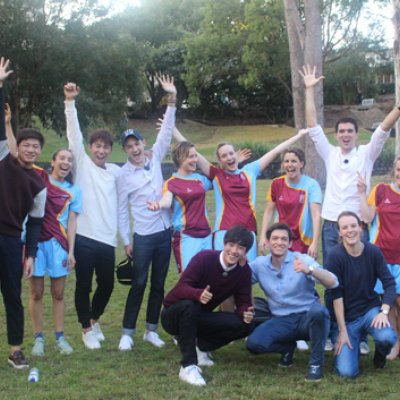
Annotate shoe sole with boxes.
[305,377,322,382]
[198,362,214,367]
[8,359,29,370]
[179,376,206,386]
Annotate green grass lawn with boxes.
[0,122,398,399]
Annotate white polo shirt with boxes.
[308,124,389,221]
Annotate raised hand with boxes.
[237,148,252,164]
[0,57,13,85]
[299,65,325,88]
[156,74,177,95]
[199,285,213,304]
[293,257,309,274]
[356,172,367,194]
[64,82,80,101]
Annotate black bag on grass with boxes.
[116,257,133,286]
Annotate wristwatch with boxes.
[307,266,315,276]
[381,307,389,316]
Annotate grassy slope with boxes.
[0,121,397,400]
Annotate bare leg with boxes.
[51,277,66,333]
[29,277,45,334]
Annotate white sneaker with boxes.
[119,334,134,351]
[324,338,334,352]
[179,365,206,386]
[360,340,370,356]
[143,331,165,348]
[91,322,105,342]
[296,340,309,351]
[82,330,101,350]
[196,347,214,367]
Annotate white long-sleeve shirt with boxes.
[117,106,176,245]
[65,100,120,247]
[308,124,389,221]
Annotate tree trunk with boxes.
[393,0,400,157]
[283,0,326,187]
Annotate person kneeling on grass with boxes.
[326,211,397,378]
[161,225,255,386]
[246,223,338,382]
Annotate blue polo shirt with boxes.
[250,251,322,316]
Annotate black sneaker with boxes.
[373,349,386,369]
[8,350,29,370]
[305,365,323,382]
[279,350,295,367]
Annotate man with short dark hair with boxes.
[161,225,255,386]
[0,57,47,368]
[246,223,338,381]
[64,82,120,349]
[327,211,397,378]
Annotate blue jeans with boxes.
[246,303,330,367]
[332,306,397,378]
[123,228,171,332]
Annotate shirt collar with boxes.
[219,251,237,272]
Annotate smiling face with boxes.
[123,136,146,167]
[88,139,112,168]
[217,144,238,172]
[282,151,304,183]
[266,228,292,259]
[222,241,247,267]
[17,138,42,168]
[179,146,198,174]
[335,122,358,155]
[51,149,73,182]
[338,214,362,248]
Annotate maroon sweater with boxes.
[163,250,252,316]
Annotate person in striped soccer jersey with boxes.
[359,157,400,360]
[148,141,212,273]
[259,147,322,259]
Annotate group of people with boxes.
[1,56,400,387]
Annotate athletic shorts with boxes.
[34,238,69,278]
[172,232,212,273]
[375,264,400,295]
[213,230,257,263]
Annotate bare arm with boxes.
[299,65,324,128]
[357,172,376,223]
[258,201,276,255]
[258,129,308,171]
[67,211,78,271]
[5,104,17,156]
[308,202,321,259]
[380,106,400,132]
[147,190,173,211]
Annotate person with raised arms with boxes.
[301,64,400,354]
[117,75,177,351]
[0,57,46,369]
[64,82,120,350]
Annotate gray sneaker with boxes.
[56,336,74,355]
[31,337,45,357]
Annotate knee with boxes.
[246,329,269,354]
[30,290,43,302]
[51,290,64,302]
[335,363,359,379]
